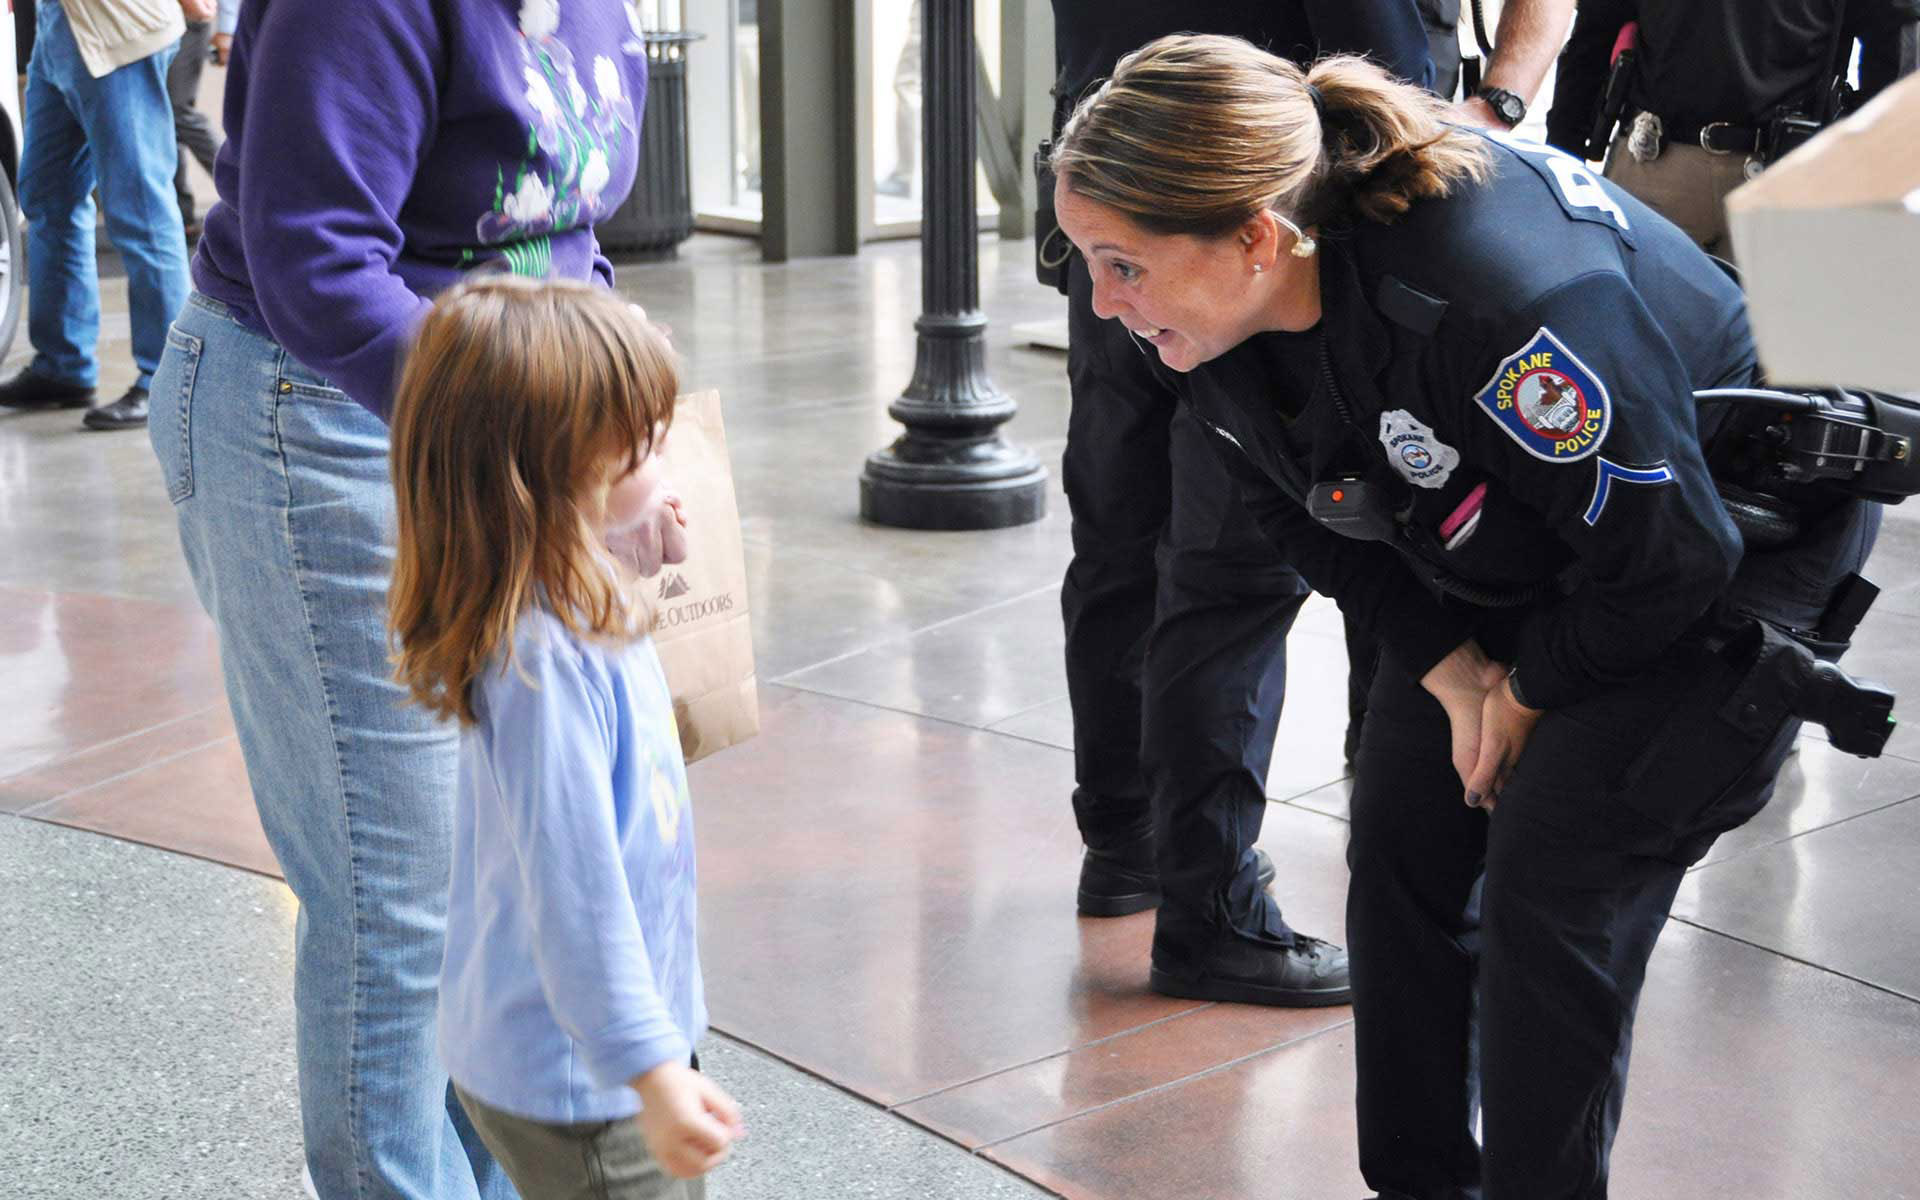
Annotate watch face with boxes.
[1486,90,1526,126]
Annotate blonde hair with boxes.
[1051,35,1493,237]
[389,275,679,725]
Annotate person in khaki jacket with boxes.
[0,0,212,431]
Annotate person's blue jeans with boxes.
[20,0,188,391]
[149,294,514,1200]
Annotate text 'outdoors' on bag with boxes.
[650,390,758,763]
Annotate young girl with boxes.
[388,275,741,1199]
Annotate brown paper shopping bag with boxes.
[651,390,758,763]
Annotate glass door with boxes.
[867,0,1002,239]
[684,0,762,228]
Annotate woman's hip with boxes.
[153,292,394,533]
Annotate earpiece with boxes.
[1247,214,1317,270]
[1274,211,1318,259]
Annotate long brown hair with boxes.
[1051,35,1493,237]
[389,275,679,725]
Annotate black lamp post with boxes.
[860,0,1047,531]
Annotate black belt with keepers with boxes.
[1644,111,1765,155]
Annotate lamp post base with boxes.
[860,437,1048,530]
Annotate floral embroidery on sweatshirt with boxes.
[480,0,640,266]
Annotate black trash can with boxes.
[600,31,703,258]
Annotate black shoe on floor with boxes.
[1077,841,1160,917]
[1077,842,1276,918]
[81,386,150,431]
[0,370,95,411]
[1149,930,1352,1007]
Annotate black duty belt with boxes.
[1638,111,1765,155]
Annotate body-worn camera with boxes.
[1307,476,1400,542]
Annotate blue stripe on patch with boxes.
[1583,458,1676,526]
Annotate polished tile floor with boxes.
[4,234,1920,1200]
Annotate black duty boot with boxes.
[1078,838,1276,918]
[1077,838,1160,917]
[81,386,150,431]
[0,370,95,411]
[1149,927,1352,1007]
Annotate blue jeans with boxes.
[20,0,188,390]
[149,295,513,1200]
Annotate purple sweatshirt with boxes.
[193,0,651,418]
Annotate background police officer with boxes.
[1547,0,1920,260]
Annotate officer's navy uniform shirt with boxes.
[1547,0,1920,151]
[1164,133,1756,712]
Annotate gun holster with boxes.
[1717,619,1896,758]
[1585,46,1637,161]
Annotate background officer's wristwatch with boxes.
[1475,86,1527,129]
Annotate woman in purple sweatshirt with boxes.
[146,3,651,1196]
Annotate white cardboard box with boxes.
[1726,72,1920,393]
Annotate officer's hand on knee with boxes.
[1420,641,1509,799]
[1469,678,1544,810]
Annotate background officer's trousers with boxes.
[1347,642,1803,1199]
[1060,254,1310,944]
[1602,134,1751,264]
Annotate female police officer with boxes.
[1050,34,1878,1200]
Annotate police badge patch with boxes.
[1378,409,1459,489]
[1473,327,1611,463]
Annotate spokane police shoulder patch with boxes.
[1473,327,1611,463]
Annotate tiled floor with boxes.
[0,817,1045,1200]
[5,233,1920,1200]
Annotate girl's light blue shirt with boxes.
[439,608,704,1123]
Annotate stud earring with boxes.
[1252,263,1266,274]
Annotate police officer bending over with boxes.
[1052,35,1881,1199]
[1047,0,1577,1012]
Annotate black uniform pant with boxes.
[1349,643,1801,1199]
[1061,254,1310,943]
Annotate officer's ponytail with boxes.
[1052,36,1491,239]
[1304,56,1489,225]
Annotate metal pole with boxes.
[860,0,1047,530]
